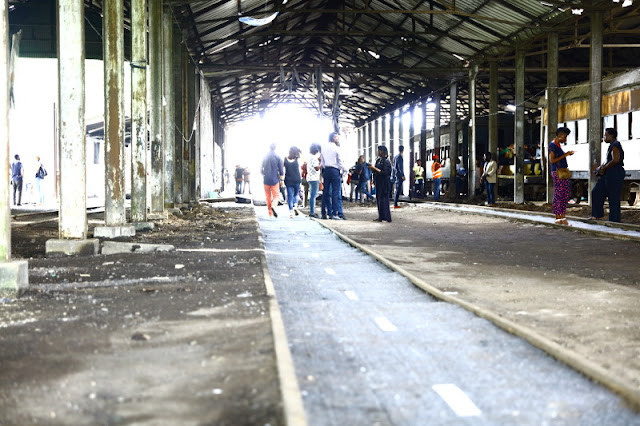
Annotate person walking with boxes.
[321,131,347,220]
[11,154,24,206]
[34,155,47,206]
[548,127,575,225]
[234,165,244,194]
[284,146,302,218]
[431,154,445,201]
[307,143,322,218]
[355,155,373,203]
[481,152,497,206]
[369,146,392,222]
[591,127,625,222]
[348,161,360,202]
[261,143,284,218]
[412,159,424,198]
[393,145,405,208]
[242,167,251,194]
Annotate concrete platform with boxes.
[93,225,136,239]
[101,241,175,255]
[45,238,100,257]
[0,260,28,297]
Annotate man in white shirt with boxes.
[321,132,347,219]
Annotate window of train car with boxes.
[604,115,615,131]
[577,120,588,144]
[617,113,630,141]
[566,122,577,144]
[632,111,640,140]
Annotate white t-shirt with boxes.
[307,155,321,182]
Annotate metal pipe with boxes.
[57,0,87,239]
[149,0,164,213]
[131,0,147,222]
[103,0,126,226]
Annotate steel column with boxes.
[131,0,147,222]
[149,0,163,212]
[163,6,175,208]
[588,9,603,201]
[448,83,457,197]
[58,0,87,239]
[546,32,559,204]
[103,0,126,226]
[514,48,525,204]
[0,0,10,257]
[468,64,478,200]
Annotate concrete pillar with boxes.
[434,92,441,152]
[398,108,404,156]
[103,0,126,225]
[514,49,525,203]
[468,64,478,200]
[374,118,380,160]
[546,32,559,204]
[448,83,457,197]
[420,100,426,165]
[48,0,100,257]
[173,35,184,205]
[588,9,603,201]
[163,6,175,208]
[0,0,28,295]
[409,104,415,163]
[367,121,373,164]
[149,0,164,214]
[131,0,147,223]
[187,57,197,203]
[389,112,395,155]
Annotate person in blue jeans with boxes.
[283,146,302,218]
[591,127,625,222]
[481,152,497,206]
[306,144,322,218]
[355,155,373,203]
[393,145,405,208]
[321,132,347,220]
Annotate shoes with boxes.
[309,213,319,218]
[321,215,328,220]
[555,219,571,226]
[339,214,346,220]
[587,216,604,220]
[271,207,278,218]
[330,215,342,220]
[294,208,299,216]
[394,205,402,209]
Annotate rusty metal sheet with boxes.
[602,90,630,116]
[630,88,640,112]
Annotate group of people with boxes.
[234,165,251,195]
[10,154,47,207]
[549,126,625,224]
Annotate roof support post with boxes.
[173,32,184,205]
[489,61,498,205]
[381,115,387,152]
[514,48,525,204]
[367,121,373,165]
[163,5,175,208]
[434,92,441,153]
[374,117,380,156]
[420,100,427,168]
[408,103,415,183]
[131,0,147,223]
[357,127,362,155]
[546,32,559,204]
[389,112,395,157]
[102,0,127,227]
[468,64,478,201]
[398,108,404,158]
[56,0,87,239]
[588,8,603,202]
[187,56,197,203]
[149,0,164,214]
[0,0,11,258]
[448,82,457,200]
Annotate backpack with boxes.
[36,166,47,179]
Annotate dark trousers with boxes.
[485,180,495,205]
[376,192,391,222]
[592,167,625,222]
[321,167,341,217]
[12,179,22,205]
[235,180,243,194]
[394,180,403,206]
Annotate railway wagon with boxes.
[539,67,640,204]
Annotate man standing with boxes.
[321,131,347,220]
[261,143,284,218]
[11,154,24,206]
[234,165,244,194]
[393,145,405,208]
[412,159,424,198]
[431,154,445,201]
[591,128,625,222]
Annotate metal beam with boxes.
[131,0,147,223]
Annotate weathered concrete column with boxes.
[389,112,395,153]
[419,100,427,165]
[408,103,415,162]
[357,128,362,155]
[398,108,404,156]
[148,0,164,215]
[468,64,478,200]
[187,56,197,203]
[448,82,457,198]
[0,0,28,295]
[130,0,148,224]
[173,35,184,205]
[588,9,603,201]
[163,6,175,208]
[546,32,559,204]
[514,48,525,204]
[374,117,380,154]
[367,121,373,163]
[95,0,135,239]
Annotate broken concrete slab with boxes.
[147,211,169,220]
[93,225,136,239]
[101,241,175,255]
[132,222,155,232]
[45,239,100,257]
[0,260,28,297]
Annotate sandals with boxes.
[555,219,571,226]
[587,216,604,221]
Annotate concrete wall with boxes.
[198,73,216,198]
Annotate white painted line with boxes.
[432,384,482,417]
[324,268,336,275]
[374,316,397,332]
[177,248,265,253]
[344,291,359,301]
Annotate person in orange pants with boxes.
[261,143,284,217]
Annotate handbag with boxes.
[556,167,571,179]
